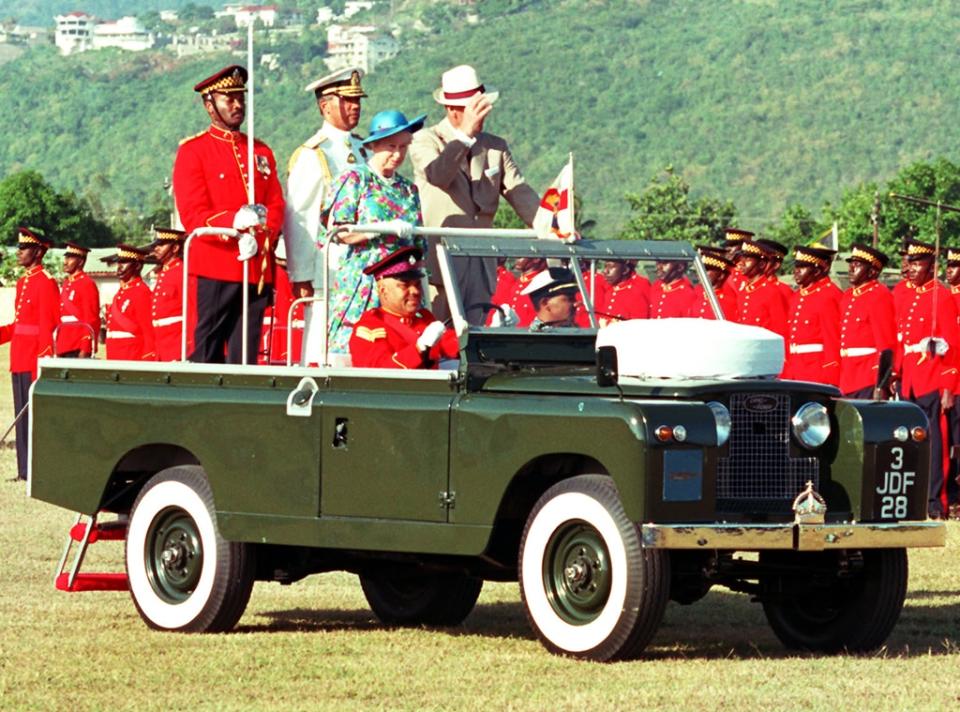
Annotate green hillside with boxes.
[0,0,959,238]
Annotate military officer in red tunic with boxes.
[595,259,650,326]
[56,242,100,358]
[722,227,753,292]
[755,238,793,307]
[0,227,59,480]
[150,228,188,361]
[487,256,545,327]
[736,240,788,336]
[893,239,959,518]
[838,243,896,398]
[650,259,695,318]
[942,247,960,517]
[350,247,459,369]
[172,65,285,364]
[782,245,842,385]
[105,245,156,362]
[689,247,738,320]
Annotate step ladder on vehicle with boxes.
[54,512,128,592]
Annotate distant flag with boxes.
[533,155,577,241]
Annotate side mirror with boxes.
[596,345,619,387]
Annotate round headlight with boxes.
[791,402,831,449]
[707,401,731,446]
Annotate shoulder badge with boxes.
[178,130,206,146]
[304,134,329,149]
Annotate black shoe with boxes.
[928,509,943,520]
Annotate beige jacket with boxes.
[410,118,540,320]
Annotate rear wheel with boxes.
[761,548,907,652]
[519,475,670,661]
[360,569,483,626]
[125,465,255,632]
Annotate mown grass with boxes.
[1,351,959,710]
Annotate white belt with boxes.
[152,316,183,327]
[60,315,79,323]
[840,347,877,358]
[291,319,305,329]
[107,330,136,339]
[789,343,823,354]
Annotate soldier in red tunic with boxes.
[782,245,842,385]
[650,259,695,318]
[105,245,156,362]
[487,256,545,327]
[722,227,754,292]
[0,227,59,480]
[838,243,896,398]
[595,260,650,326]
[172,65,285,364]
[943,247,960,517]
[755,238,793,307]
[735,240,788,336]
[689,247,738,320]
[149,228,188,361]
[56,242,100,358]
[350,247,458,369]
[893,239,959,519]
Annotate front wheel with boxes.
[519,475,670,661]
[761,548,908,653]
[125,465,255,632]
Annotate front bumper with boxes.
[641,520,946,551]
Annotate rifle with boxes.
[872,348,894,400]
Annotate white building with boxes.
[316,7,334,24]
[342,1,376,19]
[160,10,179,22]
[325,23,397,75]
[92,17,155,51]
[231,5,279,28]
[54,12,95,55]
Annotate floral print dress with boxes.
[320,165,424,354]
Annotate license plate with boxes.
[874,445,920,520]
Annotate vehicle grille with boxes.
[717,393,819,509]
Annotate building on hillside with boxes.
[160,10,179,23]
[169,32,234,57]
[316,7,335,24]
[92,17,155,51]
[0,25,48,45]
[219,4,280,28]
[343,1,376,18]
[325,23,397,74]
[54,12,95,55]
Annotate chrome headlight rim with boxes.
[707,401,731,447]
[791,401,831,449]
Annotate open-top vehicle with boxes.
[29,229,944,661]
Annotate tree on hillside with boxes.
[179,3,215,22]
[0,171,113,247]
[766,203,825,249]
[620,166,736,244]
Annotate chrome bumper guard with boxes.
[641,520,946,551]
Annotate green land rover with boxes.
[29,230,945,661]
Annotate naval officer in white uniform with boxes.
[283,67,367,365]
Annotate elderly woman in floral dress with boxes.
[320,109,427,358]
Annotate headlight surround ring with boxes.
[791,402,831,449]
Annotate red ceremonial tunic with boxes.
[782,277,842,385]
[172,125,285,285]
[56,270,99,356]
[490,265,518,306]
[496,269,543,327]
[151,258,189,362]
[895,280,959,397]
[688,279,738,320]
[0,266,59,379]
[650,277,695,318]
[596,273,650,326]
[838,280,896,395]
[106,277,156,361]
[350,307,459,369]
[264,265,303,365]
[773,278,793,310]
[738,276,788,336]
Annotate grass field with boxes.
[1,351,960,710]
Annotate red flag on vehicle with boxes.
[533,158,577,241]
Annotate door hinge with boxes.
[438,491,456,510]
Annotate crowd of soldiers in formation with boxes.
[2,60,957,519]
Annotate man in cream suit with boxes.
[283,67,366,364]
[410,65,540,324]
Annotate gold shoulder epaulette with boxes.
[287,145,307,175]
[304,134,329,149]
[179,130,206,146]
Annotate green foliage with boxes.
[766,203,825,249]
[0,171,113,247]
[620,166,735,244]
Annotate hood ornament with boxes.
[792,481,827,525]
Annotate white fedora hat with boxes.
[432,64,499,106]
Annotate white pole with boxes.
[246,22,255,204]
[568,151,575,237]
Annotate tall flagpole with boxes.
[246,21,255,204]
[568,151,575,238]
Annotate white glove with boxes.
[921,337,950,356]
[489,304,519,328]
[236,233,258,261]
[416,321,446,351]
[233,204,266,231]
[381,219,414,240]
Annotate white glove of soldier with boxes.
[236,233,258,261]
[233,204,266,231]
[381,219,414,240]
[489,304,519,328]
[416,321,446,352]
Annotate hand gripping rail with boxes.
[181,227,250,364]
